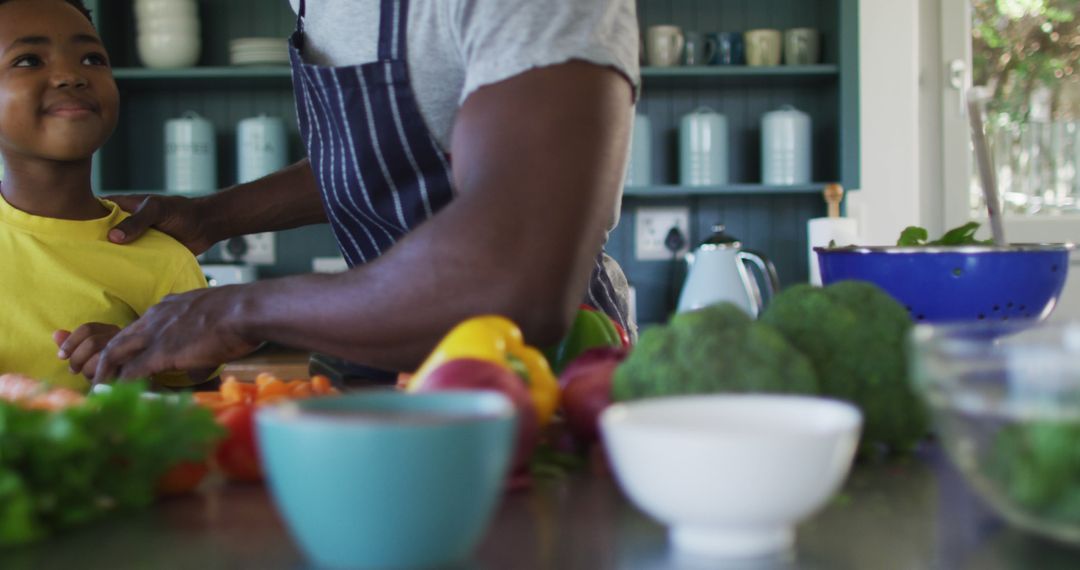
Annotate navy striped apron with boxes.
[289,0,630,336]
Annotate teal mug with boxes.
[257,391,517,569]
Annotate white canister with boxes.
[165,111,216,194]
[679,107,728,186]
[761,105,812,185]
[625,114,652,187]
[237,115,287,184]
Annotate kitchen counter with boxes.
[3,446,1079,570]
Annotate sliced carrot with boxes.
[221,378,257,404]
[291,383,314,398]
[0,373,84,410]
[255,373,279,389]
[257,379,290,401]
[311,375,332,395]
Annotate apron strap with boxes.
[296,0,306,32]
[377,0,409,61]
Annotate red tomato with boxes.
[157,461,210,496]
[214,404,263,483]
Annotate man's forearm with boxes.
[227,62,632,371]
[197,158,328,242]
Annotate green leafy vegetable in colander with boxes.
[897,222,994,247]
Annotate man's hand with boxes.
[107,194,215,255]
[106,160,326,254]
[54,324,122,379]
[89,287,262,384]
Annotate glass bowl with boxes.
[911,320,1080,544]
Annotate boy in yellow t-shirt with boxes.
[0,0,211,391]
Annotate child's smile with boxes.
[43,95,101,119]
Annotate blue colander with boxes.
[815,244,1074,323]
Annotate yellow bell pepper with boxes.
[408,316,559,426]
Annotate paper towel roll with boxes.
[808,217,859,286]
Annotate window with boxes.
[971,0,1080,216]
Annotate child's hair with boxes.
[0,0,93,23]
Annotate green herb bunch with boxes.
[896,222,994,247]
[0,382,224,546]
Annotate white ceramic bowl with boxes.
[137,33,200,68]
[137,15,200,36]
[135,0,197,21]
[601,394,862,559]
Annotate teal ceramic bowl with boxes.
[256,391,517,569]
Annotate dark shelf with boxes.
[640,65,838,86]
[624,184,829,197]
[112,66,293,88]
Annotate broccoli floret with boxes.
[760,281,928,453]
[612,303,818,401]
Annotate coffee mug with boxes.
[165,111,216,193]
[706,32,744,65]
[646,25,684,67]
[784,28,820,65]
[745,29,783,67]
[682,31,705,66]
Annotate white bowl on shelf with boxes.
[137,32,201,69]
[135,0,197,21]
[600,394,861,559]
[137,15,200,36]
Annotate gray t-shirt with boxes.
[287,0,640,334]
[288,0,640,151]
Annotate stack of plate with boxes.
[230,38,289,66]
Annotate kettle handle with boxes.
[737,250,781,310]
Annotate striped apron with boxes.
[289,0,630,337]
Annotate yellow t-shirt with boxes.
[0,195,208,391]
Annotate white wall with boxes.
[847,0,926,245]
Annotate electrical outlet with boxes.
[220,232,276,265]
[635,206,690,261]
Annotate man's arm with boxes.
[93,61,633,380]
[107,159,327,254]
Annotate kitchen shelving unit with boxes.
[82,0,859,323]
[606,0,859,323]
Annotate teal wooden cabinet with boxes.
[613,0,860,324]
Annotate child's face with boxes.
[0,0,119,163]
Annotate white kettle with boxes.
[676,225,780,317]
